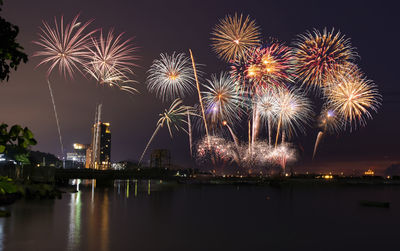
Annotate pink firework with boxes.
[85,29,138,85]
[33,14,96,78]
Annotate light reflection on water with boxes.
[0,180,399,251]
[65,179,154,251]
[68,191,81,251]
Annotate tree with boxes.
[0,1,36,165]
[0,0,28,82]
[0,124,37,164]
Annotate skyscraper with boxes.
[85,104,112,170]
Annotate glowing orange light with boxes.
[247,65,259,77]
[364,169,374,176]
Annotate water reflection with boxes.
[126,180,129,198]
[100,191,109,251]
[68,179,111,251]
[0,218,4,251]
[67,190,81,250]
[122,179,152,198]
[91,179,96,203]
[3,180,399,250]
[134,179,137,197]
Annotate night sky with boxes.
[1,0,399,173]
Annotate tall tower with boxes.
[86,104,112,170]
[97,122,111,169]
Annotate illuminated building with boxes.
[364,169,375,176]
[85,104,112,170]
[150,149,171,168]
[85,147,92,169]
[66,143,88,168]
[86,122,111,170]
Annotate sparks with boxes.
[147,52,196,101]
[211,13,261,62]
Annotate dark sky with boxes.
[1,0,399,172]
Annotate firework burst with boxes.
[147,52,196,101]
[323,65,381,130]
[256,88,279,144]
[34,14,96,157]
[196,135,239,167]
[231,41,294,95]
[257,89,278,122]
[211,13,261,62]
[203,72,244,127]
[293,28,356,91]
[86,64,138,94]
[267,143,296,173]
[34,14,95,78]
[138,99,194,165]
[240,141,273,169]
[274,87,313,145]
[86,29,138,92]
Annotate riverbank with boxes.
[0,176,62,209]
[179,176,400,186]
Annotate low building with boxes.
[112,162,127,170]
[150,149,171,169]
[66,143,89,169]
[364,169,375,176]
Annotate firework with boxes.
[312,106,345,158]
[46,79,64,157]
[240,141,273,169]
[251,101,261,146]
[186,109,193,157]
[267,143,296,173]
[86,29,138,93]
[203,72,244,127]
[317,106,344,134]
[138,99,193,165]
[230,41,296,148]
[222,121,240,153]
[293,28,356,91]
[189,49,210,146]
[323,65,381,130]
[231,41,294,95]
[147,52,195,101]
[211,13,261,62]
[274,87,313,145]
[34,14,95,78]
[256,88,279,145]
[34,14,96,157]
[196,135,239,167]
[86,64,137,93]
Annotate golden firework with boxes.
[323,65,381,129]
[211,13,261,62]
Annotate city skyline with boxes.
[0,0,399,171]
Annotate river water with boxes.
[0,180,399,251]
